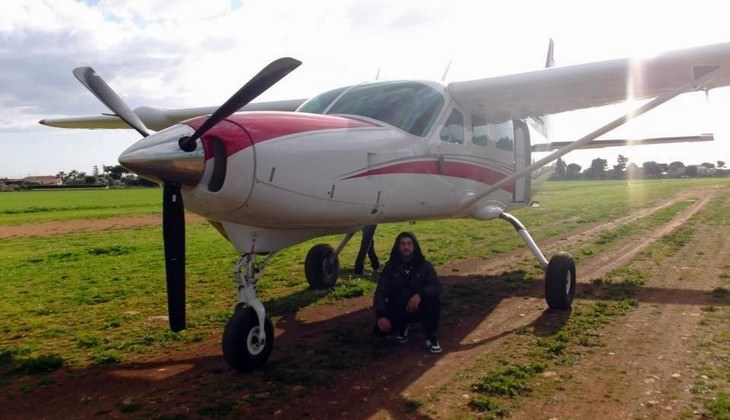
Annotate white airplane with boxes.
[40,41,730,372]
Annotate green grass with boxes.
[707,393,730,419]
[472,361,546,396]
[0,188,161,225]
[0,179,728,377]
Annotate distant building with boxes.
[1,176,63,186]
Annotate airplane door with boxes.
[513,120,531,203]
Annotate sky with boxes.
[2,0,730,178]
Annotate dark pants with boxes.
[375,295,440,340]
[354,224,379,273]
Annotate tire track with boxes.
[444,186,716,277]
[512,190,729,419]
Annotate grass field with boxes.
[1,178,729,376]
[0,188,161,225]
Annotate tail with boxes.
[545,38,555,68]
[531,38,555,138]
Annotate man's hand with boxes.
[377,317,392,333]
[406,294,421,313]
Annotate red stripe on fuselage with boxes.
[184,112,378,160]
[346,160,514,192]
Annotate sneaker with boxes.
[425,337,442,353]
[395,326,409,344]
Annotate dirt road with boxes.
[1,186,728,419]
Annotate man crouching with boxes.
[373,231,442,353]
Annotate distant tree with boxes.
[566,163,582,179]
[642,161,662,178]
[586,158,607,179]
[84,176,97,184]
[92,165,100,176]
[717,160,725,168]
[612,154,629,178]
[553,157,567,179]
[103,165,130,180]
[685,165,698,177]
[626,162,642,178]
[700,162,716,169]
[668,161,686,177]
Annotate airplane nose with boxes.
[118,124,205,186]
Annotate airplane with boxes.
[40,41,730,372]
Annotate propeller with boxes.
[72,66,186,331]
[163,184,186,332]
[178,57,301,150]
[72,67,151,137]
[72,58,302,332]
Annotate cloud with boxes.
[1,0,729,177]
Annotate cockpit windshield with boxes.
[297,82,444,137]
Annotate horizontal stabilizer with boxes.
[531,133,714,152]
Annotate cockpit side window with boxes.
[440,109,464,144]
[495,120,514,151]
[471,115,488,146]
[296,86,349,114]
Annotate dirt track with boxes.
[1,186,728,419]
[0,214,204,239]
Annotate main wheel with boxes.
[222,306,274,372]
[305,243,339,289]
[544,252,576,310]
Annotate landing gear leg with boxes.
[222,253,276,372]
[499,212,576,310]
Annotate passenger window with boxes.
[495,120,514,151]
[472,115,488,146]
[440,109,464,144]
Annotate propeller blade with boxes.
[188,57,301,142]
[162,183,186,332]
[72,67,151,137]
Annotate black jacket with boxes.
[373,260,441,319]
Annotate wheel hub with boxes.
[247,326,266,355]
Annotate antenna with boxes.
[375,68,381,81]
[441,60,452,82]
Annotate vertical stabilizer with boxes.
[545,38,555,68]
[530,38,555,138]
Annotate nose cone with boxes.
[119,124,205,185]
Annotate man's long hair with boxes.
[389,231,426,267]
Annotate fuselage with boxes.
[119,80,551,252]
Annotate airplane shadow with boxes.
[2,270,728,418]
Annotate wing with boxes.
[531,134,714,152]
[449,42,730,123]
[39,98,306,131]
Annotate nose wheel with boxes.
[222,305,274,372]
[222,253,277,372]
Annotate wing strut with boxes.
[464,65,722,208]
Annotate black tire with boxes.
[222,306,274,372]
[304,243,339,289]
[544,252,576,310]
